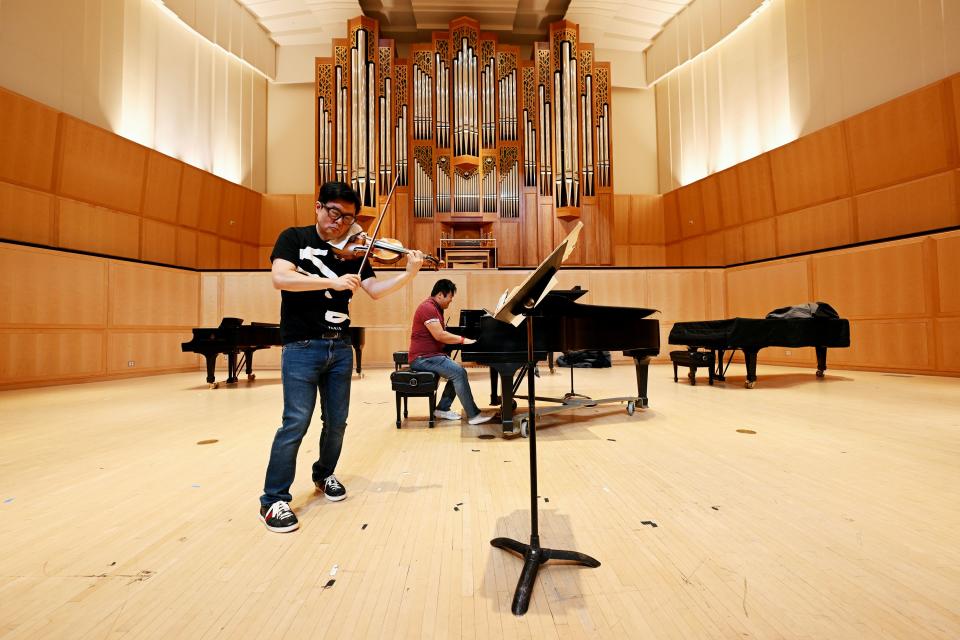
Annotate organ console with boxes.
[315,16,615,266]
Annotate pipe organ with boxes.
[316,16,614,265]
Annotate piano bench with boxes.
[390,370,439,429]
[670,350,715,386]
[393,351,409,371]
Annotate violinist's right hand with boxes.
[331,274,361,292]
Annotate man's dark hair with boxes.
[431,278,457,297]
[317,181,362,213]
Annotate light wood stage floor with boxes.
[0,363,958,639]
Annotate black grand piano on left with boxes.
[181,318,366,388]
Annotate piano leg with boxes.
[490,363,523,434]
[489,367,500,405]
[243,349,256,380]
[715,349,726,381]
[203,354,219,388]
[815,346,827,377]
[631,355,651,408]
[226,351,239,384]
[743,349,759,388]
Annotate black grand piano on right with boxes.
[452,288,660,436]
[668,303,850,388]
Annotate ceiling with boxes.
[236,0,693,52]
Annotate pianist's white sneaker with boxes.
[434,409,462,421]
[468,413,492,425]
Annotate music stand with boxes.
[489,222,599,616]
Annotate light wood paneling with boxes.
[665,242,682,266]
[522,190,539,266]
[141,152,182,223]
[360,326,412,367]
[677,181,704,238]
[723,227,744,264]
[704,230,724,266]
[58,117,146,213]
[935,231,960,314]
[218,239,243,269]
[196,232,219,269]
[176,227,198,268]
[700,175,723,232]
[613,194,629,240]
[178,166,203,228]
[220,272,278,324]
[0,88,59,190]
[294,194,316,227]
[107,331,199,372]
[141,218,177,265]
[845,82,953,193]
[200,273,221,328]
[257,245,272,268]
[58,198,140,260]
[241,191,261,245]
[596,193,613,264]
[260,194,297,245]
[717,167,741,227]
[776,199,855,256]
[647,270,708,320]
[109,261,199,328]
[218,184,246,241]
[628,245,665,266]
[630,194,664,244]
[855,170,959,242]
[0,331,104,381]
[0,181,54,245]
[726,259,810,318]
[829,319,932,370]
[770,123,851,213]
[680,235,706,265]
[495,219,522,266]
[663,190,681,242]
[704,269,725,319]
[196,173,223,233]
[741,218,777,262]
[242,244,259,270]
[587,270,648,309]
[813,240,927,318]
[537,200,554,259]
[936,318,960,372]
[0,244,107,326]
[736,155,776,222]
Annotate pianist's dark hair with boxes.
[431,279,457,297]
[317,181,362,213]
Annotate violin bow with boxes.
[357,176,400,275]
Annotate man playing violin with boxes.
[408,278,493,426]
[260,181,424,533]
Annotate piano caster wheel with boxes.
[626,400,635,416]
[209,382,219,390]
[816,370,825,378]
[745,380,756,389]
[520,418,529,438]
[247,373,256,381]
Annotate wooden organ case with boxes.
[315,17,614,267]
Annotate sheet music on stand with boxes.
[493,221,583,327]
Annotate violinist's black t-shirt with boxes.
[270,225,376,344]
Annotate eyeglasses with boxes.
[316,202,357,225]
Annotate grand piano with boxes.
[449,289,660,435]
[668,317,850,387]
[181,318,366,388]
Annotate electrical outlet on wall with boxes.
[127,361,136,367]
[784,350,792,356]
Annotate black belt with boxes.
[320,330,347,340]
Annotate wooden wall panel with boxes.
[0,331,104,381]
[936,318,960,372]
[596,193,613,264]
[218,184,246,241]
[359,327,411,368]
[218,239,244,269]
[196,232,219,269]
[680,235,706,265]
[723,227,744,264]
[700,175,723,232]
[241,191,262,245]
[813,240,927,318]
[58,198,140,260]
[495,219,523,266]
[770,123,850,213]
[260,195,297,245]
[58,118,146,213]
[829,319,932,370]
[196,174,223,233]
[646,271,708,320]
[855,170,959,242]
[775,199,854,256]
[220,272,278,324]
[631,195,664,244]
[178,166,203,229]
[726,259,810,318]
[109,262,199,328]
[242,244,259,269]
[294,194,315,226]
[107,331,199,372]
[141,218,177,265]
[717,168,741,227]
[704,230,724,266]
[0,244,107,326]
[663,191,681,242]
[613,195,629,241]
[200,273,221,328]
[523,190,539,266]
[0,88,59,190]
[257,246,272,268]
[464,270,518,313]
[740,218,776,262]
[537,201,554,261]
[176,228,198,269]
[676,182,704,238]
[587,271,648,309]
[736,155,775,222]
[629,245,665,266]
[935,231,960,314]
[0,181,54,245]
[845,82,953,193]
[665,242,682,266]
[141,152,182,223]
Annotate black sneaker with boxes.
[259,501,299,533]
[316,474,346,502]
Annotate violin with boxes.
[331,232,443,268]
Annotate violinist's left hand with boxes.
[406,250,424,273]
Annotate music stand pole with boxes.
[490,298,600,616]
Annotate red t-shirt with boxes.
[409,298,446,362]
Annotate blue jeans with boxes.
[409,355,481,418]
[261,337,353,507]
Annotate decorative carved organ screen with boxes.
[315,17,613,221]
